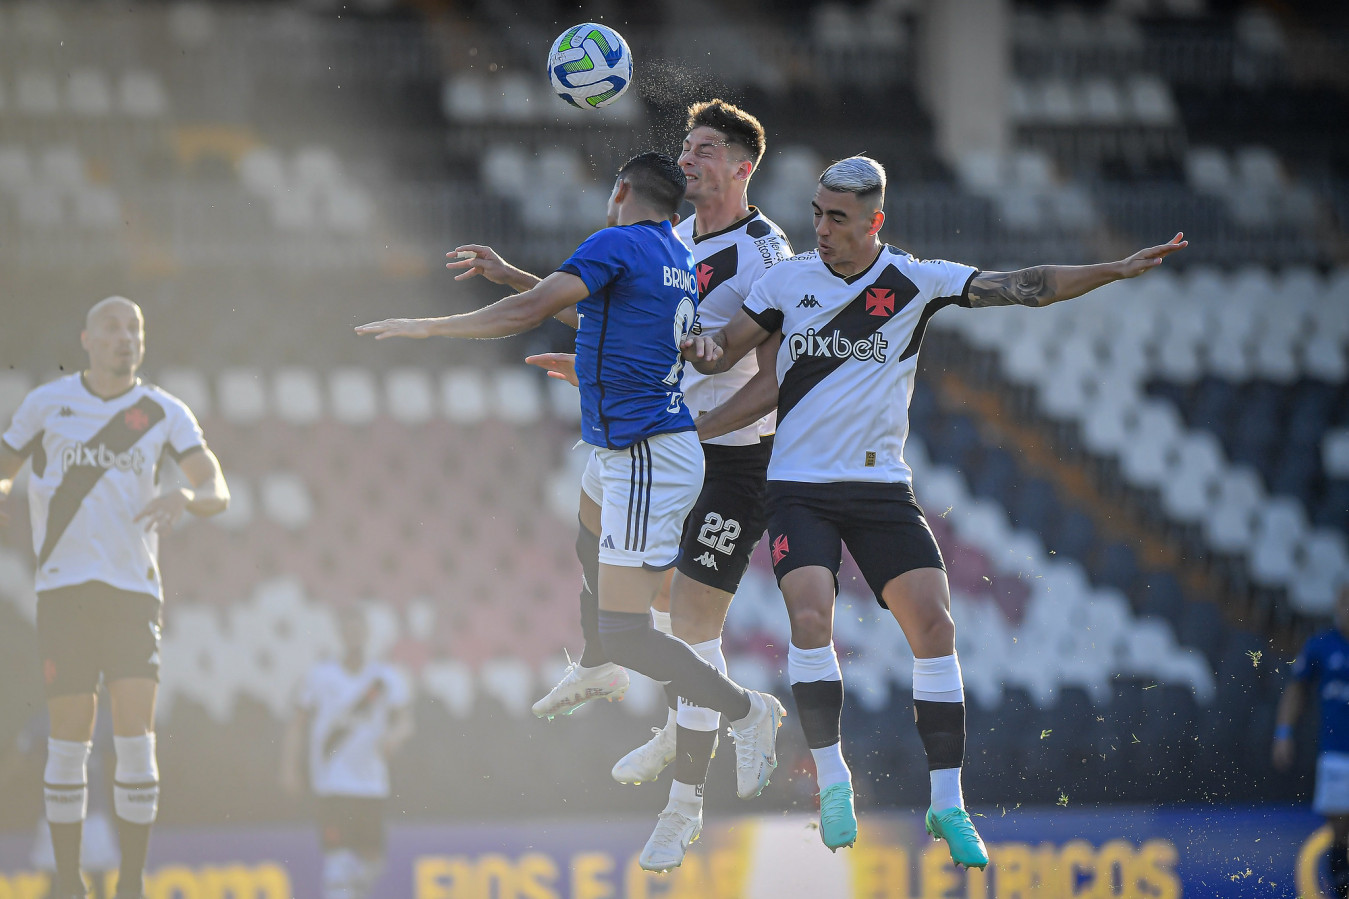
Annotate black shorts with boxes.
[676,438,772,593]
[765,481,945,608]
[317,796,387,854]
[36,581,162,698]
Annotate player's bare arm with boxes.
[1272,679,1307,770]
[967,233,1188,309]
[355,271,590,341]
[696,336,781,441]
[446,246,579,328]
[683,308,773,375]
[133,447,229,534]
[0,443,25,529]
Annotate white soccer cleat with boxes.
[638,805,703,872]
[733,691,786,799]
[612,721,677,784]
[532,660,629,719]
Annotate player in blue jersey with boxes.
[1275,583,1349,899]
[356,152,786,818]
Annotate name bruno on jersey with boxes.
[662,265,697,294]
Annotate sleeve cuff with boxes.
[955,269,980,308]
[742,304,784,335]
[168,443,207,463]
[555,264,596,296]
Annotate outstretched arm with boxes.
[356,272,590,341]
[447,246,578,328]
[682,308,774,375]
[695,336,781,441]
[968,233,1187,309]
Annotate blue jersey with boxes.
[1292,628,1349,755]
[559,220,699,449]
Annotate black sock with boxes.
[673,726,719,787]
[914,699,966,770]
[114,818,151,898]
[574,521,608,668]
[49,821,83,895]
[663,683,679,713]
[597,611,750,719]
[791,680,844,749]
[1330,841,1349,899]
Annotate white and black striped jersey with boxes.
[675,208,792,446]
[1,374,206,596]
[742,246,978,484]
[298,660,410,798]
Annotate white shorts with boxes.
[582,430,704,569]
[1315,752,1349,815]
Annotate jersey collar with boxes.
[691,207,759,244]
[79,372,140,402]
[822,242,888,285]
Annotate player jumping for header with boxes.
[683,155,1186,868]
[355,153,787,849]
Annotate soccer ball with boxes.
[547,23,633,110]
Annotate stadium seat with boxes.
[155,368,213,418]
[217,369,270,424]
[328,368,379,425]
[67,69,112,117]
[442,368,489,423]
[17,70,60,116]
[119,71,169,118]
[273,367,325,425]
[385,368,436,425]
[73,187,121,230]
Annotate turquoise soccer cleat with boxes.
[818,782,858,851]
[925,806,989,870]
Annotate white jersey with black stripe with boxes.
[298,660,410,798]
[741,246,978,484]
[675,208,792,446]
[1,374,206,596]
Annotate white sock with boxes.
[668,778,703,814]
[931,768,964,811]
[651,608,673,635]
[113,733,160,824]
[810,742,851,790]
[912,653,964,702]
[677,637,726,732]
[44,739,91,824]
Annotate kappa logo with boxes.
[694,551,719,569]
[798,294,821,308]
[696,263,715,295]
[865,287,895,317]
[58,406,75,418]
[771,534,790,565]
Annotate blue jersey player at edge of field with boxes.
[561,217,698,450]
[356,152,788,854]
[1276,583,1349,899]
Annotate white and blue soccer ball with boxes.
[547,23,633,110]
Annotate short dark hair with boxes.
[617,152,686,217]
[686,99,766,168]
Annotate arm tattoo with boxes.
[967,266,1055,308]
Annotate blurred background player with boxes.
[280,606,413,899]
[520,99,792,872]
[1274,582,1349,899]
[684,155,1187,866]
[356,152,787,853]
[0,296,229,899]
